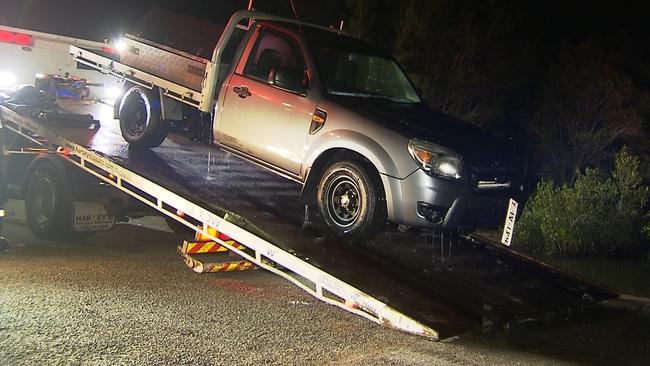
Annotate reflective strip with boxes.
[0,209,4,218]
[204,261,256,273]
[182,240,246,254]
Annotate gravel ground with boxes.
[1,200,648,365]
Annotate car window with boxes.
[312,44,421,104]
[243,30,308,93]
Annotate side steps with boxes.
[177,227,258,274]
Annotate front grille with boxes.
[469,162,515,192]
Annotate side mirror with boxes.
[268,68,307,94]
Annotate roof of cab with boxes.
[258,20,391,56]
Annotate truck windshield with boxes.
[311,45,421,104]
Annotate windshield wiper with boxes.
[329,91,417,104]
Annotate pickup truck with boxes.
[71,10,526,240]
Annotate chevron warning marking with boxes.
[182,240,247,254]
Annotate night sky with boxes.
[0,0,346,41]
[0,1,647,44]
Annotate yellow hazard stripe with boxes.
[186,242,228,254]
[205,261,256,273]
[182,240,247,254]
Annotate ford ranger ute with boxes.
[71,11,526,239]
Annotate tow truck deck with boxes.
[0,98,617,340]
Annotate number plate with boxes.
[501,198,519,246]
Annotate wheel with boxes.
[316,160,387,241]
[119,86,169,148]
[24,164,72,238]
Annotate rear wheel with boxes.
[316,160,386,242]
[119,86,168,148]
[24,164,72,238]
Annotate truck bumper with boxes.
[382,169,519,230]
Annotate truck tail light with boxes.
[14,33,33,46]
[0,30,33,46]
[0,31,13,43]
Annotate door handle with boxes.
[233,86,251,98]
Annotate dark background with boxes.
[1,0,648,182]
[0,0,345,41]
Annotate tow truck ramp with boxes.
[0,103,439,339]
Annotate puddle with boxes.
[546,256,650,298]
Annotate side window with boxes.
[243,30,308,93]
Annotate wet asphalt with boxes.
[1,200,649,365]
[0,200,594,366]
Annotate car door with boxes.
[217,27,316,176]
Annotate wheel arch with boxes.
[300,134,400,219]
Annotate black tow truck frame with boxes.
[0,91,146,237]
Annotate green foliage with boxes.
[515,148,649,257]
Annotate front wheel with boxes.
[316,160,386,241]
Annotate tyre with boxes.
[316,160,387,241]
[24,164,72,238]
[119,86,169,148]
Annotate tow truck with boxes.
[0,11,616,340]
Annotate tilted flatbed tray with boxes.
[0,99,618,339]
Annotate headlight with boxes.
[114,39,127,53]
[408,139,463,180]
[0,72,16,88]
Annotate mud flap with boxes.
[73,201,115,232]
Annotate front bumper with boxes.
[383,169,523,229]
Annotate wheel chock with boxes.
[178,233,257,274]
[178,247,257,274]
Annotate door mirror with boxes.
[268,67,307,94]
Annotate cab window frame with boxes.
[241,28,310,96]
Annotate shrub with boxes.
[514,147,649,257]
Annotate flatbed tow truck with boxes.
[0,12,617,340]
[0,97,617,340]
